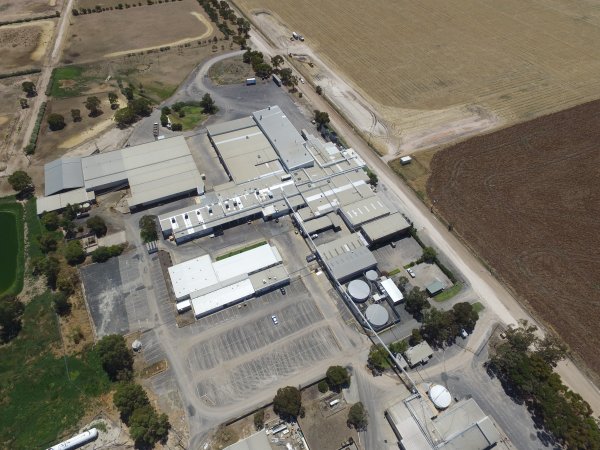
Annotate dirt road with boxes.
[19,0,74,156]
[245,26,600,414]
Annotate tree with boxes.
[367,344,389,372]
[279,68,293,85]
[0,296,25,343]
[71,108,82,122]
[91,245,124,263]
[108,92,119,109]
[404,287,430,318]
[171,123,183,131]
[52,291,71,316]
[8,171,32,195]
[366,167,378,186]
[421,246,437,264]
[421,307,457,347]
[113,382,150,423]
[86,216,107,237]
[56,266,79,294]
[315,85,323,95]
[326,366,350,391]
[63,203,81,221]
[317,380,329,393]
[397,276,409,293]
[139,215,158,242]
[313,110,330,128]
[129,406,171,447]
[37,233,58,253]
[85,96,102,117]
[160,114,168,127]
[47,113,66,131]
[42,211,60,231]
[273,386,302,420]
[254,62,273,79]
[253,409,265,430]
[21,81,37,97]
[409,328,423,346]
[32,255,60,289]
[200,93,217,114]
[123,86,134,101]
[451,302,479,333]
[161,106,171,115]
[347,402,368,431]
[271,55,284,68]
[536,334,568,368]
[129,97,152,117]
[389,339,408,355]
[114,106,136,127]
[97,334,133,381]
[20,98,28,109]
[64,240,86,265]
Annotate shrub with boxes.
[86,216,107,237]
[91,245,124,263]
[64,240,86,265]
[52,291,71,316]
[317,380,329,393]
[253,409,265,430]
[97,334,133,381]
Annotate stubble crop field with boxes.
[63,0,212,63]
[237,0,600,150]
[427,100,600,376]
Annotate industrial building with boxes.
[223,430,271,450]
[361,212,411,246]
[386,396,502,450]
[404,341,434,367]
[38,136,204,214]
[316,234,377,282]
[167,243,289,318]
[339,196,390,230]
[426,280,445,297]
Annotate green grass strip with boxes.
[216,240,267,261]
[388,268,401,277]
[472,301,485,313]
[432,282,463,302]
[0,197,24,297]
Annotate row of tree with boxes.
[97,335,171,447]
[488,321,600,449]
[47,96,106,131]
[73,0,184,16]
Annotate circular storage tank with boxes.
[348,279,370,303]
[365,304,389,328]
[365,270,378,282]
[429,384,452,410]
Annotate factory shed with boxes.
[426,280,445,296]
[207,116,256,137]
[317,234,377,282]
[223,430,271,450]
[405,341,434,367]
[339,195,391,229]
[36,188,95,215]
[361,212,411,245]
[381,278,403,304]
[302,215,334,235]
[44,157,84,196]
[253,105,314,171]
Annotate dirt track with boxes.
[427,100,600,376]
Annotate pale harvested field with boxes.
[238,0,600,151]
[63,0,211,63]
[0,0,61,21]
[0,21,55,71]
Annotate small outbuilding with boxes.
[426,280,445,296]
[404,341,433,367]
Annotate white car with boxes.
[271,315,279,325]
[300,78,305,84]
[406,268,416,278]
[460,329,468,339]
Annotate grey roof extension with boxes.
[44,157,84,196]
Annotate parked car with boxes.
[460,329,468,339]
[271,315,279,325]
[407,268,416,278]
[280,287,286,295]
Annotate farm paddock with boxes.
[427,100,600,378]
[237,0,600,153]
[0,20,55,72]
[63,0,213,63]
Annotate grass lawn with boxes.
[0,197,24,297]
[142,80,177,103]
[472,301,485,313]
[169,105,206,131]
[0,292,111,449]
[432,282,463,302]
[389,148,438,203]
[216,240,267,261]
[387,268,402,277]
[24,198,43,261]
[49,66,102,98]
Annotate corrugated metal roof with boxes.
[340,196,391,227]
[207,116,256,137]
[362,212,411,242]
[44,157,84,196]
[223,430,271,450]
[36,188,95,214]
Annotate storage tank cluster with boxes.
[365,304,389,328]
[348,279,370,303]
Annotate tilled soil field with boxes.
[427,100,600,375]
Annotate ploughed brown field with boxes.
[427,100,600,375]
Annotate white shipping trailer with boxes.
[47,428,99,450]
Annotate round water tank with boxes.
[348,279,370,303]
[429,384,452,409]
[365,304,389,327]
[365,270,378,282]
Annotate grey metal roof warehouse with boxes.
[223,430,271,450]
[339,195,391,228]
[317,234,378,281]
[361,212,411,243]
[44,157,85,196]
[41,136,204,211]
[253,105,314,171]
